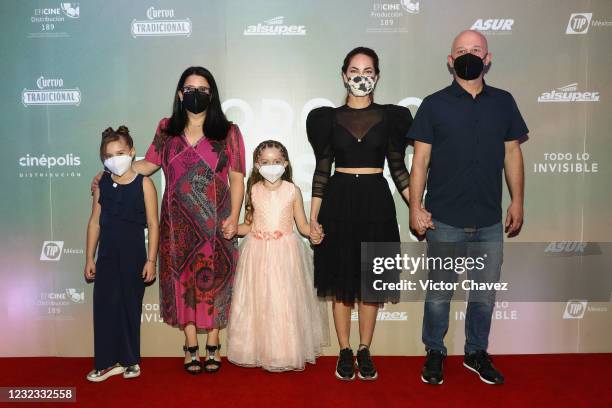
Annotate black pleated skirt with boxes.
[314,172,400,303]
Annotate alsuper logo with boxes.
[537,83,600,103]
[243,16,306,36]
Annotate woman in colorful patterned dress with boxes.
[127,66,245,374]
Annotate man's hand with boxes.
[410,205,434,236]
[505,201,523,237]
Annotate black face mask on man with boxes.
[182,90,210,114]
[452,52,488,81]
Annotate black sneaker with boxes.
[421,349,445,385]
[335,348,355,381]
[464,350,505,384]
[356,345,378,380]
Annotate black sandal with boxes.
[204,344,222,373]
[183,345,202,375]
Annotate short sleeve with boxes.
[406,97,434,144]
[505,95,529,141]
[226,124,246,174]
[144,118,169,166]
[306,106,335,199]
[385,105,413,192]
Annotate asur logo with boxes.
[40,241,64,261]
[566,13,592,34]
[563,300,587,319]
[471,19,514,33]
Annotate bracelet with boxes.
[146,259,157,264]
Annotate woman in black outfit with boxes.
[307,47,412,381]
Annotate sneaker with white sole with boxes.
[421,349,445,385]
[335,348,355,381]
[86,365,125,382]
[356,345,378,381]
[463,350,504,384]
[123,364,140,379]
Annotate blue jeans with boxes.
[422,218,503,355]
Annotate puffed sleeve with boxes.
[226,124,246,174]
[385,104,413,193]
[145,118,169,167]
[306,106,335,199]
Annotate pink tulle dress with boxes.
[227,180,329,372]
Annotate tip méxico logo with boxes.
[131,7,192,37]
[537,83,600,103]
[22,76,81,106]
[243,16,306,36]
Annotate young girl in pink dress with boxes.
[227,140,329,372]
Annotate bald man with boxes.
[407,30,528,385]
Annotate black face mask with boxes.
[182,90,210,114]
[452,53,487,80]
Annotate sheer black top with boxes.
[307,103,413,198]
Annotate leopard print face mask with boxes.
[345,75,377,97]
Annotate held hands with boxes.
[222,215,239,240]
[84,260,96,280]
[409,205,434,237]
[505,201,523,237]
[142,260,156,283]
[309,220,324,245]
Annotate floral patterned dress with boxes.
[145,118,245,329]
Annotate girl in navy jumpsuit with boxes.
[85,126,159,382]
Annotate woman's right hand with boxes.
[90,171,103,194]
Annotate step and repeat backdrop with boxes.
[1,0,611,357]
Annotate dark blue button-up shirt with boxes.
[407,80,528,228]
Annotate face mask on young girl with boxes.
[345,75,377,97]
[258,164,285,183]
[104,155,133,176]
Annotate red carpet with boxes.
[0,355,610,407]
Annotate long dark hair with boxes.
[244,140,293,225]
[155,66,231,149]
[341,46,380,103]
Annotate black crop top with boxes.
[307,103,413,198]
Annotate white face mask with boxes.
[258,164,285,183]
[346,75,377,97]
[104,155,133,176]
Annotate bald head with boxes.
[451,30,489,56]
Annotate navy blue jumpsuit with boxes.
[94,172,147,370]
